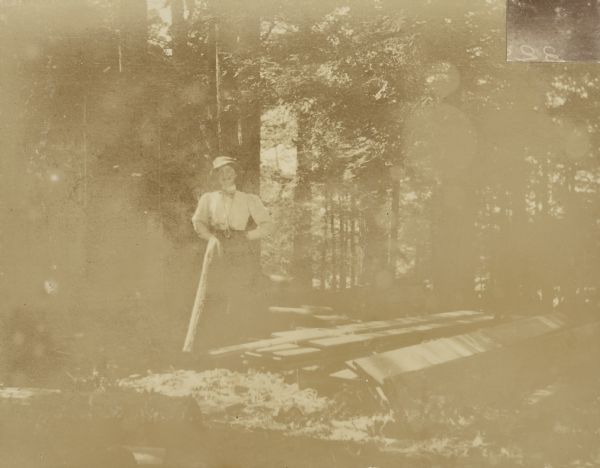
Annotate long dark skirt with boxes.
[195,232,263,350]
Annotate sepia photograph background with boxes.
[1,0,599,467]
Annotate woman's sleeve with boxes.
[247,194,272,240]
[192,193,212,240]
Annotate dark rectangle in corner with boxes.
[507,0,600,62]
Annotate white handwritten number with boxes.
[543,46,560,61]
[519,44,538,61]
[511,43,561,62]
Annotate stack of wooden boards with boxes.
[347,312,600,409]
[209,310,495,370]
[209,309,600,411]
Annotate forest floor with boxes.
[1,304,600,468]
[2,349,600,467]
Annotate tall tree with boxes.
[291,114,314,290]
[119,0,147,72]
[237,12,262,193]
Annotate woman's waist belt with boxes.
[213,229,247,240]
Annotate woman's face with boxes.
[217,164,237,189]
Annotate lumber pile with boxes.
[208,308,599,412]
[208,310,495,370]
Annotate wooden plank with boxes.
[124,446,166,465]
[373,314,493,339]
[255,343,300,353]
[309,334,373,347]
[300,305,335,313]
[268,305,335,315]
[524,382,563,406]
[269,311,482,341]
[271,319,404,338]
[273,310,483,338]
[308,315,493,349]
[209,330,327,357]
[268,306,313,315]
[210,336,304,357]
[329,369,359,380]
[313,314,351,323]
[272,347,321,358]
[0,387,61,401]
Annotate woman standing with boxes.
[187,156,272,350]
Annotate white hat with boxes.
[211,156,237,172]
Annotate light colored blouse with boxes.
[192,190,272,238]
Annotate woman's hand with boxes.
[208,235,223,256]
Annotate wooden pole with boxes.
[183,238,219,352]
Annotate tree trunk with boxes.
[118,0,147,72]
[214,19,238,156]
[319,191,328,290]
[209,3,260,192]
[537,157,553,311]
[330,195,339,290]
[389,180,400,276]
[291,116,313,291]
[361,194,386,298]
[349,194,356,287]
[339,192,348,289]
[205,17,219,155]
[170,0,186,60]
[238,13,261,193]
